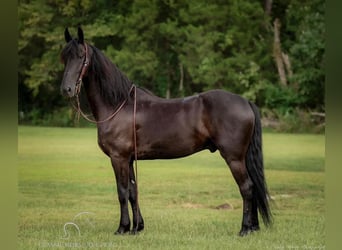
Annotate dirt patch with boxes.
[213,203,234,210]
[177,202,234,210]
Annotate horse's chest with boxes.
[97,129,132,157]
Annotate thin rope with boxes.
[132,85,140,232]
[71,84,134,124]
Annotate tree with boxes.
[18,0,325,127]
[261,0,325,112]
[286,0,325,110]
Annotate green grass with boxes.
[18,126,325,249]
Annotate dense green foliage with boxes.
[18,0,325,128]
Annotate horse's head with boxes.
[60,27,90,97]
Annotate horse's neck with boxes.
[83,77,115,121]
[84,78,160,120]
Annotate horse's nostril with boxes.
[61,86,73,96]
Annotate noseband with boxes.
[75,43,89,95]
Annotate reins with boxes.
[72,84,135,124]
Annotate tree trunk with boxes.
[179,62,184,97]
[273,18,287,86]
[281,52,293,79]
[166,81,170,99]
[264,0,273,16]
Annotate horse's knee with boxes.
[116,185,129,204]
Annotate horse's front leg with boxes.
[129,159,144,234]
[111,156,131,234]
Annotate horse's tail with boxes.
[246,101,272,226]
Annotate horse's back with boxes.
[200,89,252,114]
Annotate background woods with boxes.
[18,0,325,131]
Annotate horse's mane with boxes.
[88,44,133,107]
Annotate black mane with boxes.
[88,45,133,107]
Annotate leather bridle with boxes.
[75,43,89,95]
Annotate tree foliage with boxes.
[18,0,325,126]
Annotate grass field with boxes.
[18,126,325,249]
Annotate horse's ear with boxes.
[64,28,72,43]
[77,26,84,44]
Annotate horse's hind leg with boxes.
[128,159,144,234]
[225,158,257,236]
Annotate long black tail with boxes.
[246,102,272,226]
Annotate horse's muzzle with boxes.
[61,85,75,98]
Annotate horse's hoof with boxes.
[114,225,130,235]
[130,224,144,235]
[251,225,260,231]
[129,230,139,235]
[137,223,144,232]
[114,230,128,235]
[239,226,259,237]
[239,229,251,237]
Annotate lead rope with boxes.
[71,85,134,124]
[132,85,140,233]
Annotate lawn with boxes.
[18,126,325,249]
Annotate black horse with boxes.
[60,27,272,236]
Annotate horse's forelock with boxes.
[61,40,79,62]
